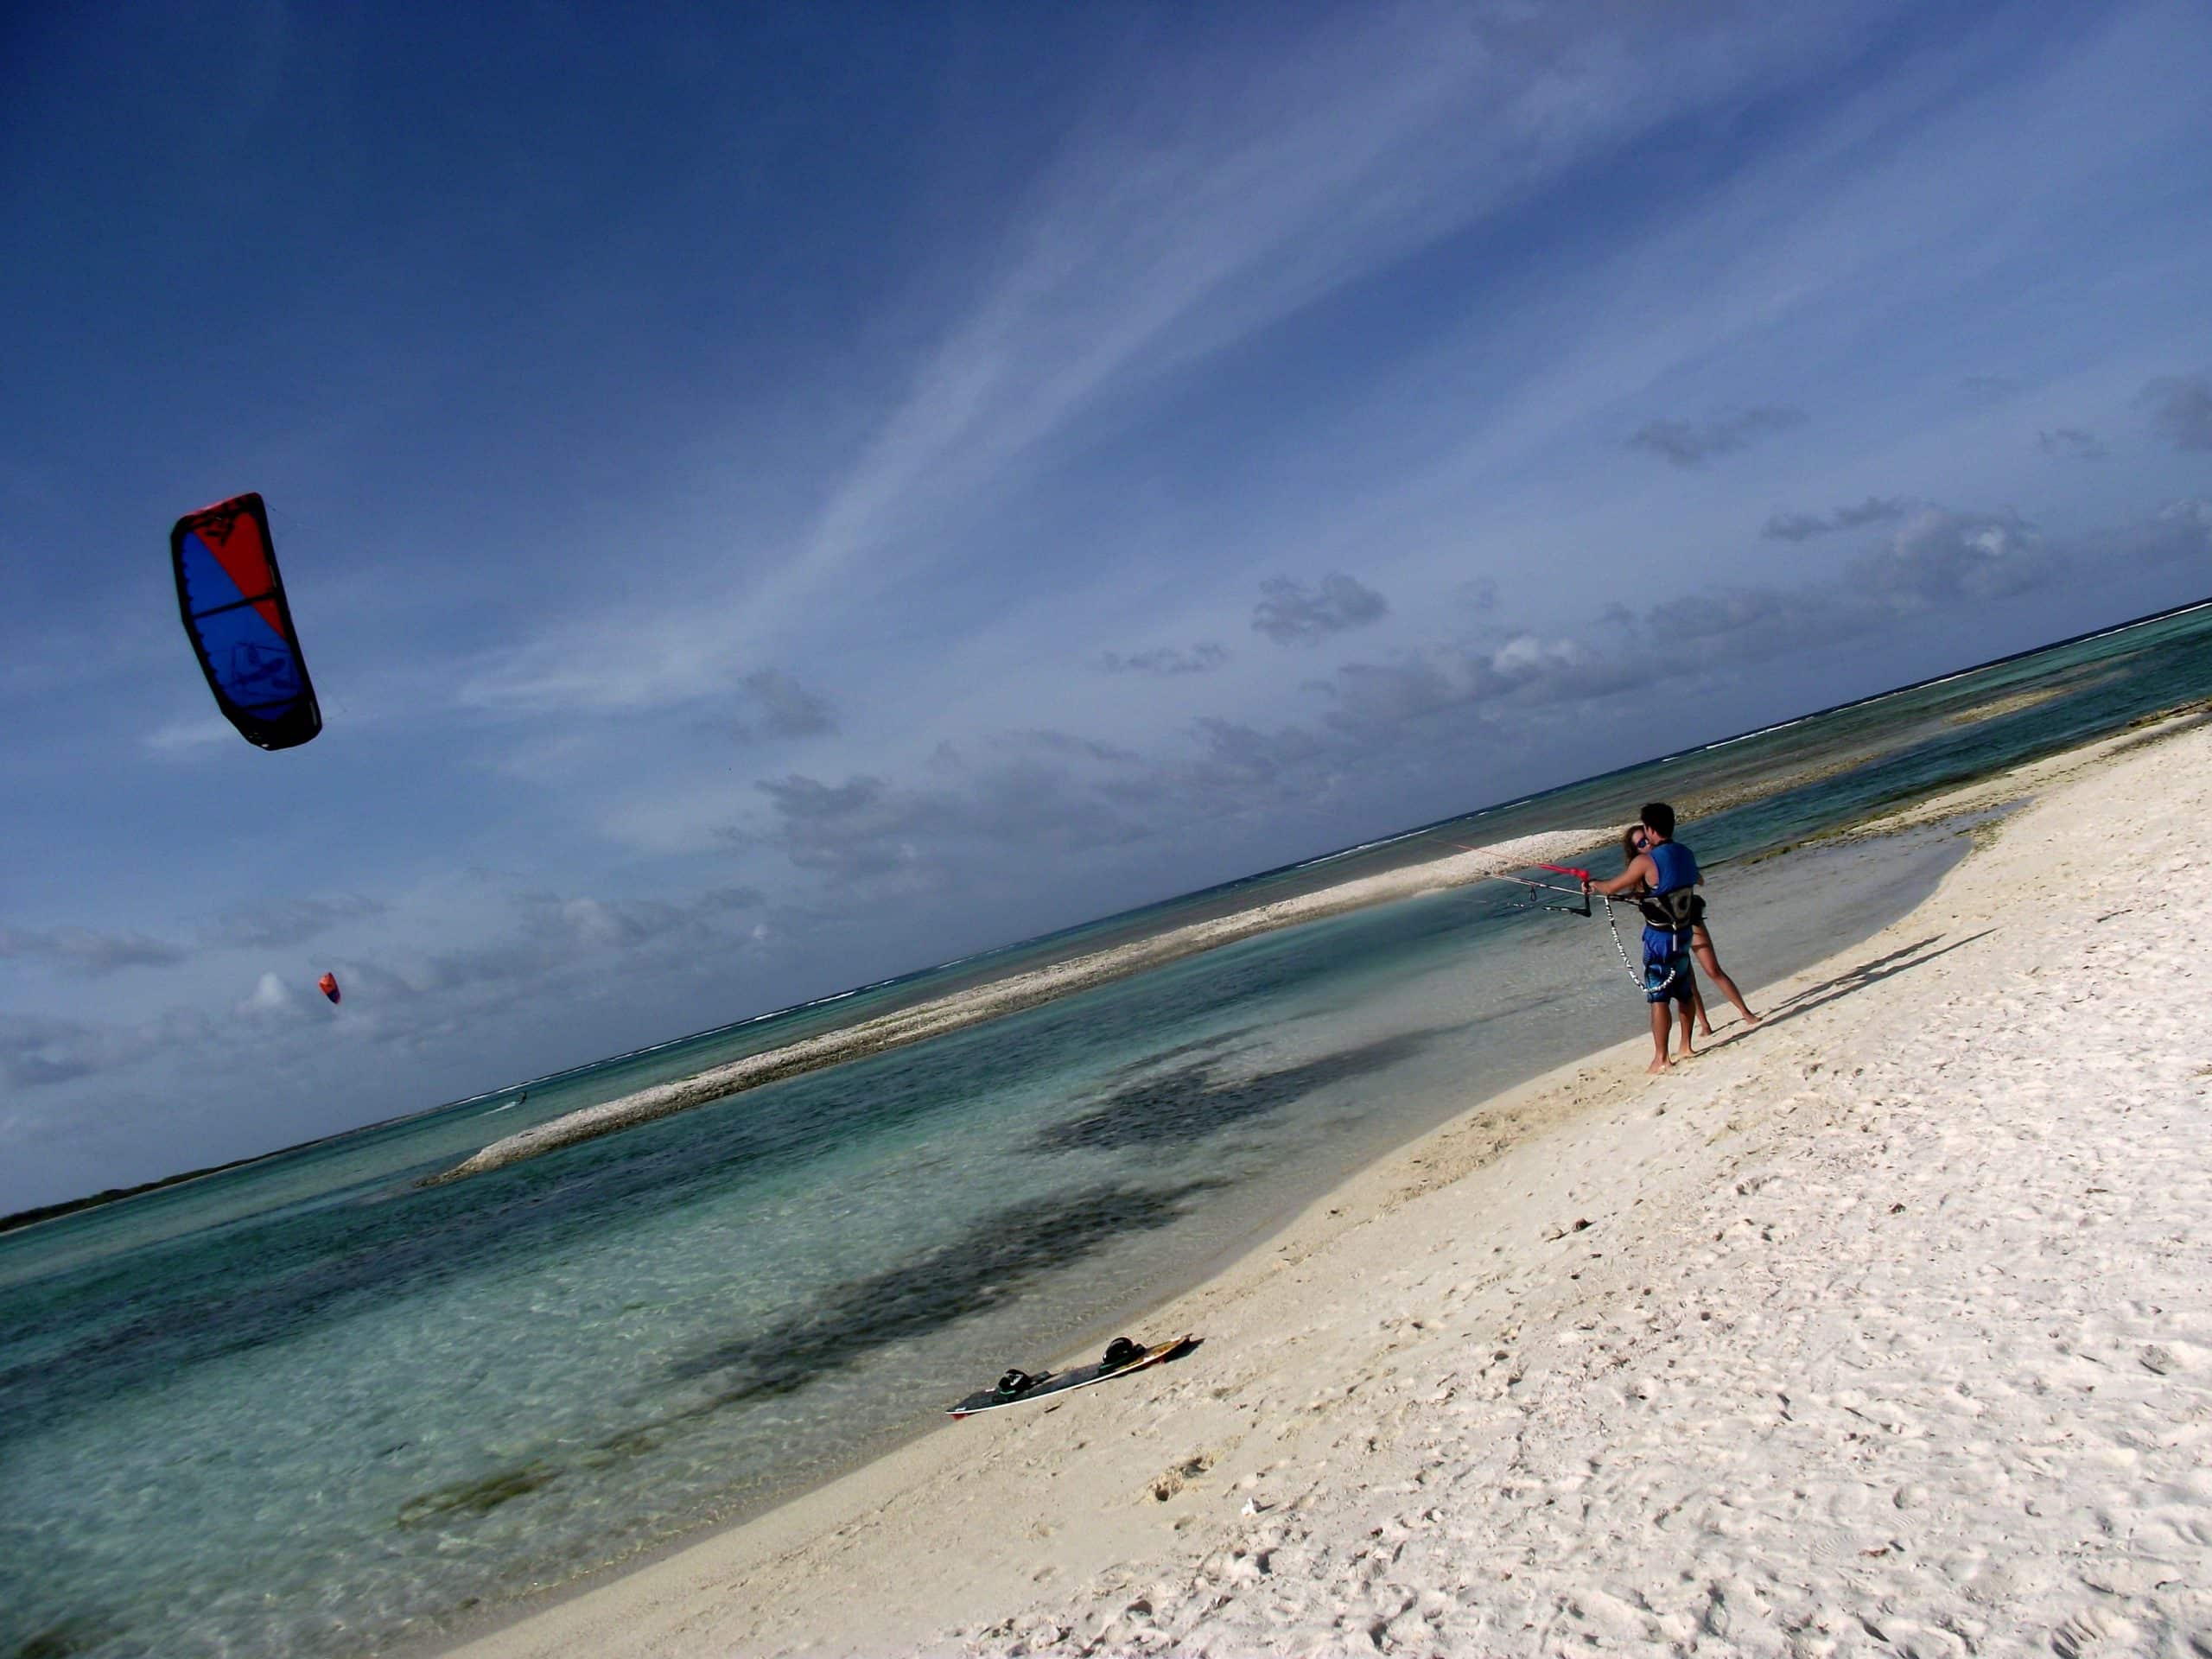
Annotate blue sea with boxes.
[4,601,2209,1658]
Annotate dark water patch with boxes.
[10,1619,122,1659]
[397,1463,562,1529]
[1035,1030,1438,1154]
[666,1179,1224,1399]
[1099,1022,1269,1082]
[0,1022,1090,1442]
[0,900,1461,1446]
[0,1143,696,1445]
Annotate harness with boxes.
[1636,888,1705,928]
[1636,838,1705,991]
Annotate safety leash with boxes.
[1598,890,1687,995]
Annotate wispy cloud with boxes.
[5,873,777,1117]
[238,972,315,1022]
[0,922,189,976]
[2037,428,2107,461]
[1252,575,1389,645]
[0,1011,123,1087]
[731,669,836,743]
[1455,577,1499,614]
[205,894,387,951]
[998,728,1140,766]
[1630,407,1809,468]
[1123,497,2196,836]
[1763,497,1912,541]
[741,737,1151,888]
[0,1007,213,1088]
[2141,372,2212,452]
[1096,643,1230,677]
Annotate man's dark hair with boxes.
[1640,802,1676,838]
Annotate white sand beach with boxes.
[448,712,2212,1658]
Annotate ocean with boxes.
[3,601,2209,1659]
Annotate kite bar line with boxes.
[1436,840,1590,912]
[1488,872,1590,899]
[1440,842,1687,995]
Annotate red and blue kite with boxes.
[170,493,321,750]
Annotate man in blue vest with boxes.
[1587,801,1704,1073]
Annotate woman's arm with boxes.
[1588,852,1656,898]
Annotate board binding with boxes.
[947,1335,1192,1418]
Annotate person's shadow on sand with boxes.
[1740,930,1994,1037]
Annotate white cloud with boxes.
[238,972,302,1019]
[142,716,235,754]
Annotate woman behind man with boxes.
[1618,823,1713,1036]
[1618,816,1758,1032]
[1588,803,1759,1071]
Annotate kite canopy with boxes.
[171,493,321,750]
[318,973,340,1005]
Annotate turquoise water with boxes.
[3,601,2209,1659]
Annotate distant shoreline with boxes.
[423,828,1606,1185]
[0,1152,286,1239]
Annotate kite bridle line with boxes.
[1445,846,1688,996]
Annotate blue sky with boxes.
[4,0,2209,1210]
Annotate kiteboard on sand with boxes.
[947,1335,1192,1418]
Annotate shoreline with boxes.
[407,807,1967,1656]
[436,707,2212,1658]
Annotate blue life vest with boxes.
[1639,840,1703,931]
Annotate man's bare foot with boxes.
[1697,1025,1715,1039]
[1742,1010,1762,1025]
[1646,1056,1670,1075]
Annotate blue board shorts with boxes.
[1642,926,1694,1005]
